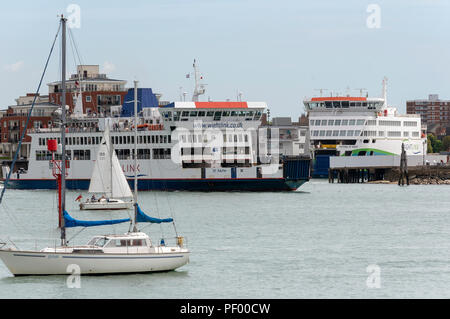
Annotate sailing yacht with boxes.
[0,16,189,276]
[79,120,134,210]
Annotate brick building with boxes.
[0,94,58,159]
[406,94,450,134]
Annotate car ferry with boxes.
[304,79,426,177]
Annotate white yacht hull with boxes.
[79,199,133,210]
[0,249,189,275]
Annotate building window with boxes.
[86,96,91,103]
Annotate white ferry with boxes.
[2,99,310,191]
[304,79,426,176]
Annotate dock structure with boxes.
[328,155,449,184]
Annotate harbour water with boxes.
[1,179,450,298]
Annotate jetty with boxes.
[328,154,449,184]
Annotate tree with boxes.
[442,136,450,152]
[428,134,443,153]
[427,136,433,153]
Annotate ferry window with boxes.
[137,149,151,159]
[223,111,230,116]
[349,120,356,125]
[182,111,189,117]
[325,102,332,108]
[404,121,417,127]
[356,119,365,125]
[333,101,341,108]
[214,112,222,121]
[190,111,198,117]
[388,131,401,137]
[354,130,361,136]
[363,139,369,143]
[350,102,356,107]
[342,101,349,108]
[312,130,319,136]
[368,120,376,126]
[73,150,90,160]
[198,111,206,116]
[362,102,367,107]
[328,120,334,125]
[347,130,354,136]
[332,130,339,136]
[319,130,325,136]
[310,103,317,108]
[326,130,332,137]
[315,120,321,126]
[341,119,348,125]
[378,131,384,137]
[173,111,181,121]
[403,132,409,137]
[244,134,249,142]
[321,120,327,125]
[152,136,156,143]
[310,120,314,126]
[231,111,237,116]
[206,111,214,116]
[334,119,341,126]
[412,132,419,137]
[339,130,346,136]
[239,111,246,117]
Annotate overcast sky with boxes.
[1,0,449,117]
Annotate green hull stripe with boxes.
[340,148,397,156]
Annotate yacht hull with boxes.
[0,249,189,276]
[79,200,133,210]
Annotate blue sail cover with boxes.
[136,204,173,224]
[120,88,159,117]
[63,211,130,228]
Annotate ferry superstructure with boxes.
[2,100,310,191]
[304,80,426,176]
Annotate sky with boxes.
[1,0,450,118]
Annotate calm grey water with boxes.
[1,179,450,298]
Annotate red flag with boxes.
[75,194,82,201]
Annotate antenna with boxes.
[382,76,388,107]
[354,88,367,97]
[314,88,328,97]
[192,59,206,101]
[237,90,243,102]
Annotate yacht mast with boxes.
[60,15,67,246]
[133,80,138,232]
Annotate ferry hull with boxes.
[0,249,190,276]
[4,178,308,192]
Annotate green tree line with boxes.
[428,134,450,153]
